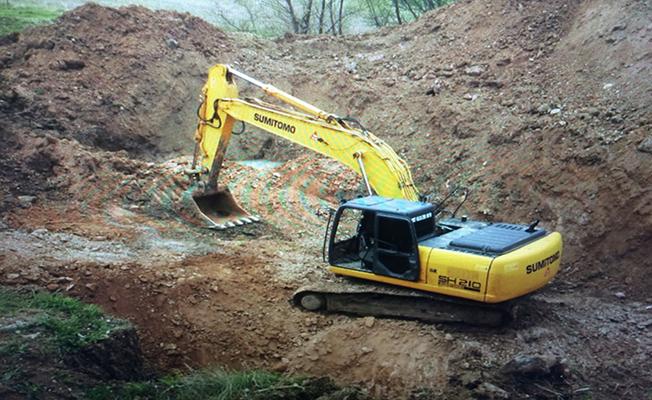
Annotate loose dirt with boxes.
[1,0,651,398]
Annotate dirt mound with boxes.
[1,1,651,398]
[0,4,231,156]
[244,0,652,298]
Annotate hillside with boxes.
[1,1,651,398]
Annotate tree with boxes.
[392,0,402,24]
[215,0,452,37]
[357,0,454,27]
[318,0,326,33]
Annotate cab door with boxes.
[373,214,420,281]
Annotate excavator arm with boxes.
[188,64,419,228]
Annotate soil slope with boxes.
[1,1,651,399]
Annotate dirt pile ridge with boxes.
[0,3,232,156]
[0,0,651,398]
[250,0,652,297]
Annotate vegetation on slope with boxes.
[0,4,61,36]
[0,287,368,399]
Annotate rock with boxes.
[426,79,446,96]
[496,58,511,66]
[463,93,479,101]
[458,370,482,387]
[31,228,48,236]
[6,273,20,280]
[47,283,60,291]
[363,316,375,328]
[17,195,36,208]
[444,333,454,341]
[518,327,553,343]
[549,108,561,115]
[501,354,561,377]
[165,38,179,49]
[474,382,510,399]
[637,319,652,330]
[109,295,117,302]
[610,115,623,124]
[51,59,86,71]
[464,65,484,76]
[612,23,627,32]
[586,107,600,116]
[537,104,551,115]
[345,60,357,73]
[361,346,373,354]
[637,137,652,154]
[26,39,55,50]
[614,291,626,299]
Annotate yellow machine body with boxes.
[330,232,562,303]
[189,64,563,305]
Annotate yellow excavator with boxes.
[185,64,563,325]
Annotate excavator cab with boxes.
[328,196,434,282]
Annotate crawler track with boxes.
[293,279,515,327]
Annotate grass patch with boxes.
[86,369,360,400]
[87,369,293,400]
[0,4,62,36]
[0,287,126,351]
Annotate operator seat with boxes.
[358,211,375,269]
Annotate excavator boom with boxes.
[188,64,419,228]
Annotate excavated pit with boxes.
[1,1,651,398]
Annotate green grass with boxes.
[86,369,334,400]
[0,287,126,351]
[0,4,62,36]
[0,288,365,399]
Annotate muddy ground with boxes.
[1,0,651,398]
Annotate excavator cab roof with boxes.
[343,196,433,218]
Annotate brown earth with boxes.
[1,0,651,399]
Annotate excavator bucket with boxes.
[179,186,259,229]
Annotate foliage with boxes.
[0,4,61,36]
[86,369,354,400]
[0,287,125,350]
[217,0,455,37]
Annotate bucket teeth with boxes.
[178,186,261,230]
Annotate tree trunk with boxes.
[402,0,418,19]
[337,0,344,35]
[301,0,314,33]
[285,0,300,33]
[365,0,382,27]
[328,0,336,35]
[393,0,403,24]
[318,0,326,33]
